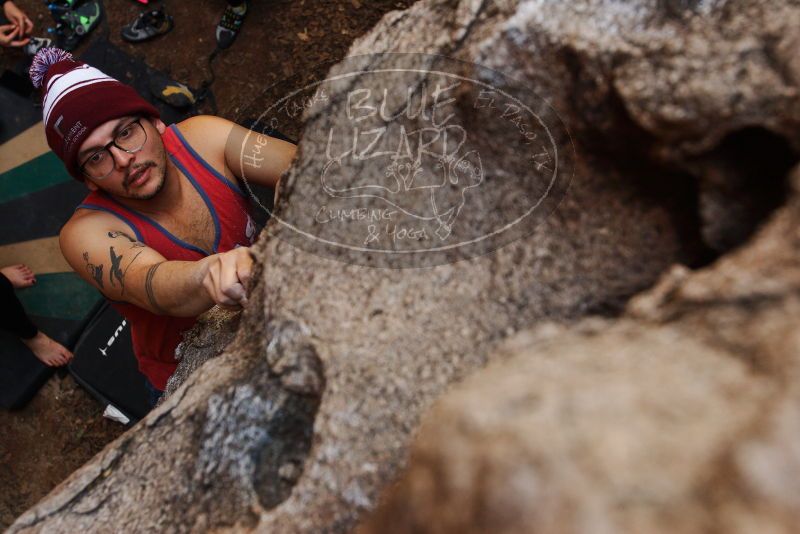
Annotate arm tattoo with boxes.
[106,232,146,296]
[145,262,166,313]
[83,252,104,289]
[108,230,145,248]
[118,249,143,296]
[109,246,124,288]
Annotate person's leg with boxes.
[0,272,73,366]
[216,0,247,49]
[0,272,38,339]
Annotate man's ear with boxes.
[152,117,167,134]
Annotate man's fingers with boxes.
[237,264,251,287]
[204,261,241,307]
[218,253,241,299]
[236,248,254,286]
[222,282,247,303]
[9,36,29,47]
[221,250,251,303]
[23,17,33,35]
[203,249,255,309]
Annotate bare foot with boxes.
[1,264,36,289]
[22,332,73,367]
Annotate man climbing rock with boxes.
[29,48,296,406]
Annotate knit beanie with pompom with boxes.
[29,47,159,180]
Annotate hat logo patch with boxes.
[54,115,65,139]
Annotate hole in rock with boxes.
[569,89,796,317]
[601,88,796,266]
[189,321,325,528]
[252,391,320,508]
[688,126,797,253]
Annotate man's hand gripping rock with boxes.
[202,246,253,311]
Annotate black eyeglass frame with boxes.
[79,118,148,180]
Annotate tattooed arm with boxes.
[59,211,253,317]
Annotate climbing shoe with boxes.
[60,1,101,36]
[46,0,101,51]
[121,7,173,43]
[24,37,53,56]
[215,2,247,50]
[149,71,196,109]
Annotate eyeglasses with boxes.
[80,119,148,180]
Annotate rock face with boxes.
[10,0,800,532]
[361,167,800,534]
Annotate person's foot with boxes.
[1,264,36,288]
[22,331,73,367]
[215,2,247,50]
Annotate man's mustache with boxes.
[125,162,157,186]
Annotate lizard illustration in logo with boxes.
[321,123,483,240]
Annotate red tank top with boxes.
[76,124,259,390]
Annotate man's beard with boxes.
[122,161,164,199]
[121,141,167,200]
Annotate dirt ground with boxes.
[0,0,416,529]
[0,374,127,529]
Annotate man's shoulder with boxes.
[174,115,235,151]
[173,115,239,187]
[60,208,129,243]
[177,114,233,130]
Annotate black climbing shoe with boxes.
[62,1,101,36]
[148,71,196,109]
[215,2,247,50]
[121,8,173,43]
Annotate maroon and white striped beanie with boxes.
[29,48,159,180]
